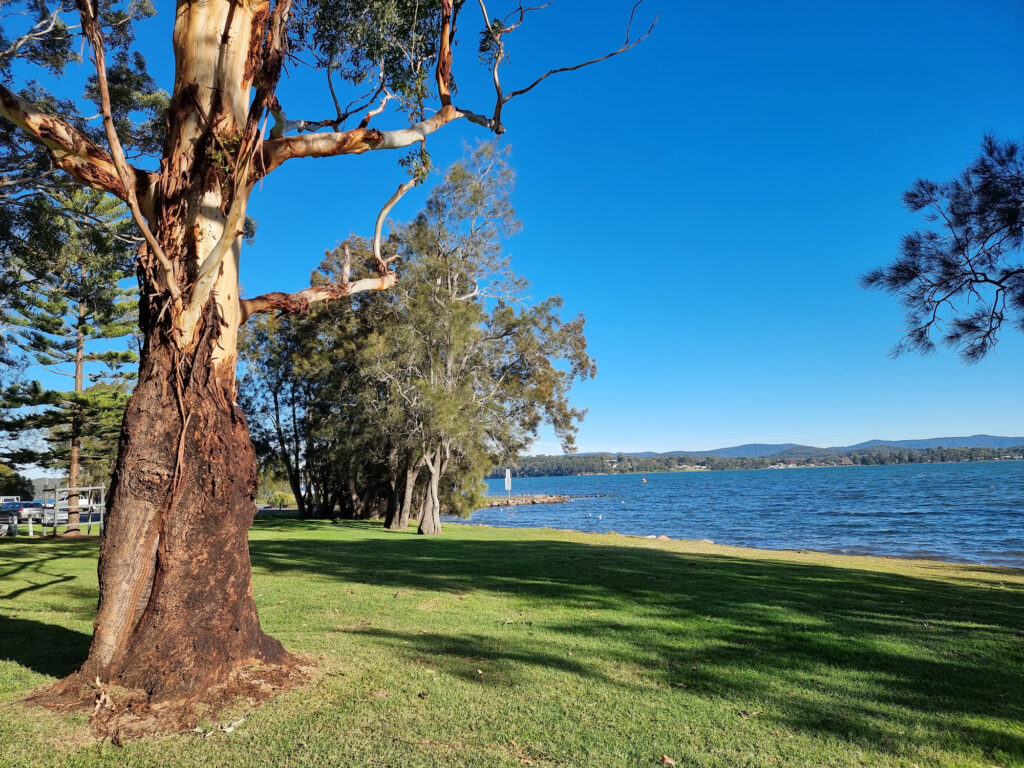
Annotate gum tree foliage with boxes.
[0,0,649,725]
[863,136,1024,362]
[239,147,595,533]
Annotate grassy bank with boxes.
[1,521,1022,767]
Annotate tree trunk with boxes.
[36,1,294,724]
[387,456,423,530]
[271,389,305,517]
[383,476,399,527]
[418,447,443,535]
[66,305,86,534]
[79,309,288,705]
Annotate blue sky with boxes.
[22,1,1024,453]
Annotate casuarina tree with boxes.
[0,0,650,731]
[863,135,1023,362]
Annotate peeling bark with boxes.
[2,0,646,733]
[0,83,157,210]
[34,0,293,718]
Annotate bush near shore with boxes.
[1,521,1022,767]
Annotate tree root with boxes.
[24,658,310,741]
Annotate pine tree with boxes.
[0,189,136,532]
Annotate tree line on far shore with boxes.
[496,445,1024,478]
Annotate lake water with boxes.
[448,461,1024,567]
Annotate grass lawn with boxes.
[1,520,1022,767]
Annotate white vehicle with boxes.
[40,485,106,532]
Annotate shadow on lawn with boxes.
[0,538,97,678]
[251,523,1024,760]
[0,615,90,678]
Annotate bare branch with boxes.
[0,83,157,206]
[260,105,461,173]
[239,273,397,323]
[502,3,656,104]
[373,179,416,273]
[75,1,180,302]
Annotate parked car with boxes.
[40,507,103,525]
[0,501,21,522]
[41,508,68,525]
[9,501,44,522]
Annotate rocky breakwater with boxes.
[486,494,570,507]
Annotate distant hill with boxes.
[845,435,1024,451]
[499,437,1024,479]
[610,435,1024,460]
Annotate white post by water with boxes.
[504,468,512,503]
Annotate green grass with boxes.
[1,520,1023,767]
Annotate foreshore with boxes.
[483,493,570,507]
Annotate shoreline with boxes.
[487,456,1024,481]
[443,517,1024,572]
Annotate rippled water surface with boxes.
[450,461,1024,566]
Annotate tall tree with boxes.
[239,147,595,533]
[863,135,1024,362]
[0,0,650,725]
[382,145,595,534]
[1,188,136,532]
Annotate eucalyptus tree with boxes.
[0,0,649,723]
[240,151,595,534]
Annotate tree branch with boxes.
[260,0,461,174]
[75,1,180,302]
[373,179,416,273]
[501,2,656,104]
[0,83,157,208]
[239,273,397,323]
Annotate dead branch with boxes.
[472,0,655,133]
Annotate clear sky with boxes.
[23,0,1024,453]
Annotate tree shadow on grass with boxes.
[251,525,1024,762]
[0,538,97,679]
[0,615,90,678]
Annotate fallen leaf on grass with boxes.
[660,756,677,766]
[739,710,761,719]
[417,691,428,699]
